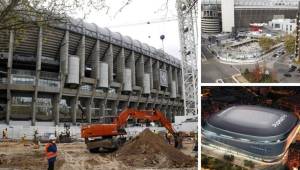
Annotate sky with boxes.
[70,0,181,59]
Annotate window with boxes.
[274,23,280,28]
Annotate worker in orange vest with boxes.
[45,135,57,170]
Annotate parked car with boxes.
[284,73,292,77]
[288,65,297,72]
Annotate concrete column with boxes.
[99,100,106,117]
[128,51,135,87]
[60,31,69,75]
[77,35,86,78]
[173,68,178,95]
[153,60,160,90]
[91,40,100,80]
[178,69,183,96]
[145,58,153,90]
[53,94,60,125]
[117,48,125,84]
[168,66,172,93]
[111,101,119,115]
[6,30,14,124]
[32,27,43,126]
[85,99,92,123]
[136,55,144,87]
[55,30,69,125]
[70,97,77,125]
[104,44,113,85]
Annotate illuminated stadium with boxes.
[202,105,300,162]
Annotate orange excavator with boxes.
[81,108,180,152]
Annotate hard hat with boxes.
[49,135,56,140]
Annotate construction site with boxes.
[0,0,198,169]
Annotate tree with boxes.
[0,0,132,31]
[253,63,262,82]
[284,34,296,54]
[258,36,275,52]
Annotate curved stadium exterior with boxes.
[202,105,300,162]
[0,17,184,126]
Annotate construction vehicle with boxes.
[58,123,72,143]
[81,108,180,153]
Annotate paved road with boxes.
[201,45,238,83]
[201,42,300,83]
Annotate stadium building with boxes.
[0,18,184,126]
[202,105,300,162]
[201,0,299,33]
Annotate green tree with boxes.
[258,36,275,52]
[284,34,296,54]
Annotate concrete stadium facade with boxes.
[0,18,184,126]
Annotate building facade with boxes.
[202,0,299,33]
[0,18,184,126]
[268,19,297,33]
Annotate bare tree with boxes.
[0,0,132,31]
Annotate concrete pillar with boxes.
[128,51,136,87]
[104,44,113,85]
[173,68,178,95]
[85,99,92,123]
[178,69,183,96]
[168,66,172,93]
[60,31,69,75]
[6,30,14,125]
[111,101,119,115]
[53,94,60,125]
[99,100,106,117]
[136,55,144,87]
[153,60,160,90]
[91,40,100,80]
[32,27,43,126]
[77,35,85,78]
[145,58,153,90]
[117,48,125,84]
[70,97,77,125]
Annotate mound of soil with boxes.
[116,128,195,168]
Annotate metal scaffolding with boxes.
[176,0,198,116]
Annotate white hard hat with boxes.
[49,135,56,140]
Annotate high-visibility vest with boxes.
[45,143,57,159]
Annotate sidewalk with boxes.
[232,74,249,83]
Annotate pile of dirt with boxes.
[116,128,196,168]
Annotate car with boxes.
[288,65,297,72]
[284,73,292,77]
[272,54,278,57]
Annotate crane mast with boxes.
[176,0,198,116]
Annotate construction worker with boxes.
[165,132,172,144]
[45,135,57,170]
[2,128,7,139]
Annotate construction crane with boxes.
[176,0,198,116]
[81,108,181,152]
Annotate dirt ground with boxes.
[0,141,197,170]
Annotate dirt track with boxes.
[0,141,196,170]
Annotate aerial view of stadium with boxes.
[201,86,300,170]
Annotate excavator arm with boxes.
[81,108,178,152]
[112,108,176,135]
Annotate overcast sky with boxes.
[71,0,181,59]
